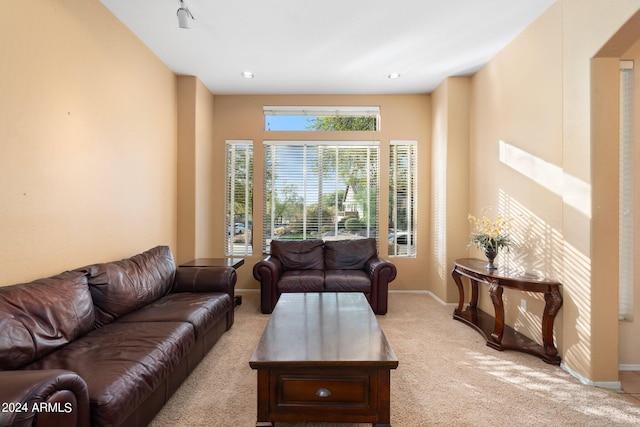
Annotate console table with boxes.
[451,258,562,365]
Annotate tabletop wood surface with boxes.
[250,292,398,368]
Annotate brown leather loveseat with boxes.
[253,238,396,315]
[0,246,236,427]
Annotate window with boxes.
[389,141,418,257]
[264,106,380,131]
[225,141,253,256]
[619,60,634,321]
[263,141,379,252]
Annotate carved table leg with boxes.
[488,281,504,345]
[451,268,465,315]
[541,287,563,363]
[469,279,479,308]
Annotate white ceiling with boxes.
[100,0,556,95]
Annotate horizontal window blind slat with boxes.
[263,142,379,253]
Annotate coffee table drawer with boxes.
[270,369,377,413]
[278,374,370,406]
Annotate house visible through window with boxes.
[225,140,253,256]
[389,141,418,257]
[263,141,379,253]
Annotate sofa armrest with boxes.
[253,256,283,314]
[365,256,397,281]
[365,256,397,315]
[172,267,237,296]
[0,370,90,427]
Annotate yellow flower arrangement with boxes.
[468,207,513,254]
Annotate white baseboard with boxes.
[561,363,622,390]
[388,289,430,293]
[389,289,458,306]
[619,364,640,371]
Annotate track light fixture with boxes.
[177,0,194,29]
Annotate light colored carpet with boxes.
[150,292,640,426]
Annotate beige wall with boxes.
[0,0,178,286]
[176,76,217,265]
[591,27,640,369]
[470,2,564,349]
[3,0,639,387]
[208,95,431,290]
[573,1,640,381]
[430,77,471,303]
[468,0,640,383]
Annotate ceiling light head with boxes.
[177,0,194,29]
[388,73,401,79]
[241,71,255,79]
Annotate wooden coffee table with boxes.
[249,292,398,427]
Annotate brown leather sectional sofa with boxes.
[253,238,396,315]
[0,246,236,427]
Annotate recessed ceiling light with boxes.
[241,71,255,79]
[388,73,401,79]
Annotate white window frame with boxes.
[389,140,418,257]
[225,140,253,256]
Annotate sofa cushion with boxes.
[271,239,324,271]
[25,321,194,427]
[84,246,176,326]
[0,270,94,370]
[277,270,325,293]
[324,270,372,293]
[324,238,377,270]
[117,293,232,340]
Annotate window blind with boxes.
[225,141,253,256]
[263,141,379,253]
[619,61,634,321]
[389,141,418,257]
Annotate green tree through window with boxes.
[226,141,253,255]
[306,116,376,131]
[263,142,379,252]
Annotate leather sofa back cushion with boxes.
[324,238,377,270]
[85,246,176,326]
[0,270,94,370]
[271,239,324,271]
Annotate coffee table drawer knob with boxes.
[315,388,331,398]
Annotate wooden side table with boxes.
[451,258,563,365]
[179,258,245,269]
[179,258,245,305]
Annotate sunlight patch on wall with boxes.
[499,140,591,218]
[561,233,593,377]
[498,192,565,345]
[498,190,592,376]
[432,125,448,282]
[498,191,563,278]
